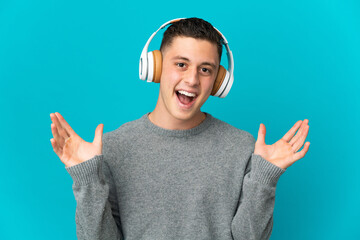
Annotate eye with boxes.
[201,68,211,74]
[176,62,186,68]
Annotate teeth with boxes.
[178,90,196,97]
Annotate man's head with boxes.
[150,18,224,129]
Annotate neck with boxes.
[149,101,206,130]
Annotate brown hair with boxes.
[159,17,223,61]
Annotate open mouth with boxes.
[176,90,198,108]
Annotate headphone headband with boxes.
[139,18,234,98]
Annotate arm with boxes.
[66,154,123,240]
[231,153,285,240]
[231,119,310,239]
[49,112,123,239]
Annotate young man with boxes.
[50,18,310,240]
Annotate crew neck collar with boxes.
[141,112,213,137]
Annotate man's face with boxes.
[157,36,219,123]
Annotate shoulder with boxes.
[102,114,148,151]
[208,113,256,148]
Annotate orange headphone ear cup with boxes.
[152,50,162,83]
[211,65,226,96]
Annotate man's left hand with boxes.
[254,119,310,170]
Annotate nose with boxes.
[184,67,200,86]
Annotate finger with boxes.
[289,119,309,146]
[51,122,65,147]
[54,112,77,137]
[257,123,266,144]
[93,123,104,146]
[50,138,63,158]
[282,120,303,142]
[293,141,310,162]
[292,125,309,152]
[50,113,69,140]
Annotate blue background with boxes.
[1,0,359,239]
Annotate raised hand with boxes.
[254,119,310,170]
[50,112,104,168]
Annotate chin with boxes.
[171,107,202,122]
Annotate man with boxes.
[50,17,310,240]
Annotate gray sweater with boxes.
[66,112,286,240]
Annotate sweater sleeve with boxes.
[231,152,286,240]
[66,154,123,240]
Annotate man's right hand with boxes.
[50,112,104,168]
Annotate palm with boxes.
[50,112,104,168]
[254,119,310,170]
[62,136,101,167]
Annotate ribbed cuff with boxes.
[250,153,286,186]
[65,155,103,185]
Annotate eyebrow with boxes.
[171,55,217,69]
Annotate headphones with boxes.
[139,18,234,98]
